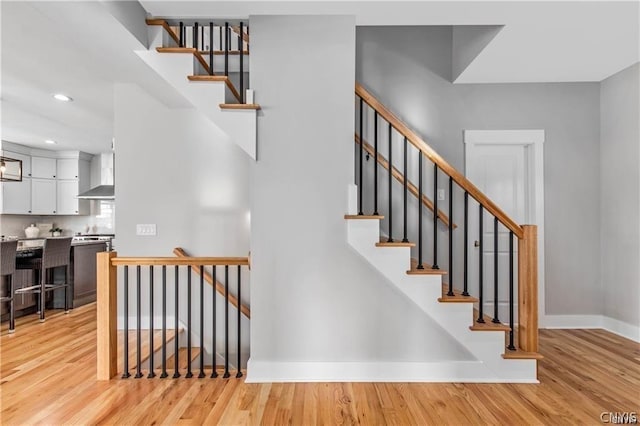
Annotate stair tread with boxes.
[376,239,415,247]
[156,47,197,53]
[219,104,261,110]
[438,284,479,303]
[470,309,511,331]
[198,50,250,55]
[502,351,544,360]
[186,75,242,103]
[344,214,384,220]
[407,258,447,275]
[117,329,178,373]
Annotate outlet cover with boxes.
[437,189,445,201]
[136,224,157,236]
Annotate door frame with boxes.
[463,129,545,326]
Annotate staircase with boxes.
[138,19,259,159]
[345,84,542,382]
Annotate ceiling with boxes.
[1,1,638,154]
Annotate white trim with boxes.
[245,360,538,383]
[463,129,546,326]
[544,315,640,342]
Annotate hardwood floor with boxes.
[1,303,639,425]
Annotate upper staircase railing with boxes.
[354,83,538,354]
[97,251,249,380]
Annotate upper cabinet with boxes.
[57,158,79,180]
[31,156,57,179]
[1,150,31,178]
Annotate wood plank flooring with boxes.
[1,303,639,425]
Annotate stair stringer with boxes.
[134,27,257,159]
[346,186,537,383]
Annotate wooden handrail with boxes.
[146,18,181,46]
[111,257,249,266]
[355,134,456,229]
[173,248,251,319]
[232,26,250,44]
[355,83,524,239]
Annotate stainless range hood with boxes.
[78,152,114,200]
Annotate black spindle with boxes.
[193,22,199,51]
[122,266,130,378]
[199,266,205,378]
[477,205,485,323]
[373,112,379,215]
[223,265,230,378]
[209,22,214,76]
[236,266,243,378]
[402,137,408,243]
[201,25,204,51]
[148,266,156,378]
[417,154,424,269]
[219,26,222,51]
[358,97,364,215]
[508,231,516,350]
[173,266,180,378]
[161,266,167,378]
[224,22,229,76]
[239,22,244,103]
[135,266,142,378]
[186,267,193,378]
[387,123,394,242]
[432,164,439,269]
[462,192,469,296]
[211,266,218,378]
[492,217,500,323]
[179,22,184,47]
[447,177,454,296]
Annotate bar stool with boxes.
[16,237,72,322]
[1,240,18,333]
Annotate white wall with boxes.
[356,26,602,318]
[114,83,251,361]
[600,63,640,330]
[248,16,471,369]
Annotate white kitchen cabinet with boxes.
[31,157,57,179]
[56,180,88,215]
[0,178,32,214]
[31,178,57,214]
[56,158,79,180]
[1,150,31,178]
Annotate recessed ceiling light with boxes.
[53,94,73,102]
[45,139,57,145]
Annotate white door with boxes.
[56,159,79,180]
[1,178,32,214]
[31,178,57,214]
[56,180,80,215]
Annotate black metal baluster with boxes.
[173,266,180,378]
[508,231,516,350]
[193,22,199,52]
[223,265,230,378]
[135,265,142,378]
[122,266,130,378]
[211,266,218,378]
[239,22,244,103]
[201,25,204,51]
[224,22,229,77]
[179,22,184,47]
[199,266,205,378]
[236,266,243,378]
[417,154,424,269]
[161,266,167,378]
[432,164,439,269]
[246,25,249,53]
[358,97,364,215]
[402,137,409,243]
[209,22,214,76]
[186,267,193,378]
[373,112,379,215]
[462,192,469,296]
[447,177,454,296]
[387,123,394,242]
[477,205,485,323]
[493,217,500,323]
[219,26,222,51]
[148,266,156,378]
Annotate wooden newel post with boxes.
[518,226,538,353]
[97,251,117,380]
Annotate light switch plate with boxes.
[136,224,157,236]
[437,189,445,201]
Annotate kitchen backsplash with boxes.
[0,200,115,238]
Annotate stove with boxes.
[73,234,115,251]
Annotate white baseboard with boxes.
[245,360,538,383]
[544,315,639,342]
